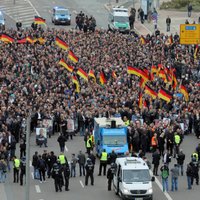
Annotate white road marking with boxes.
[65,145,68,152]
[79,180,84,188]
[150,171,173,200]
[26,0,40,16]
[35,185,41,193]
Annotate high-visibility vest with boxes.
[90,135,94,143]
[100,152,108,161]
[192,153,198,161]
[14,159,20,168]
[59,155,66,165]
[174,134,180,144]
[87,138,91,148]
[151,136,157,146]
[125,120,130,126]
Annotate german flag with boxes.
[180,85,189,101]
[55,36,69,50]
[88,70,96,80]
[158,88,172,103]
[140,35,146,45]
[159,70,167,82]
[140,69,149,81]
[26,36,34,44]
[58,59,74,73]
[194,45,198,59]
[77,68,88,81]
[127,66,141,77]
[143,100,147,108]
[72,76,80,93]
[17,37,27,44]
[1,33,14,43]
[172,73,177,89]
[151,65,157,74]
[127,66,148,80]
[38,37,46,44]
[112,71,117,79]
[139,78,147,88]
[34,16,46,25]
[68,50,78,63]
[144,85,157,99]
[138,93,143,109]
[99,71,106,85]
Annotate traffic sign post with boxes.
[180,24,200,44]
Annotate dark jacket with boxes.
[152,151,160,165]
[177,152,185,165]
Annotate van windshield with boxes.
[114,16,129,23]
[103,135,126,146]
[55,9,68,15]
[123,169,151,182]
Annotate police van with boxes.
[52,6,71,25]
[113,157,154,200]
[0,11,5,29]
[108,7,130,33]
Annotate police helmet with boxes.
[111,162,116,168]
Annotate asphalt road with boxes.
[2,0,109,29]
[2,131,200,200]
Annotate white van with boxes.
[113,157,154,200]
[108,7,130,33]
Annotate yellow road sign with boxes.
[180,24,200,44]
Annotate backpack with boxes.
[161,169,168,179]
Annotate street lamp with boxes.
[25,116,31,200]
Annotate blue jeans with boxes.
[71,165,76,177]
[0,170,6,183]
[79,125,85,136]
[34,167,40,179]
[178,164,184,176]
[187,176,192,189]
[171,177,178,191]
[162,178,169,192]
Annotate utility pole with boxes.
[25,116,31,200]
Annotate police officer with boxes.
[63,163,70,191]
[58,152,68,166]
[20,156,26,185]
[13,156,20,183]
[107,163,116,191]
[174,132,181,158]
[86,135,92,155]
[85,158,94,186]
[98,149,108,176]
[51,161,63,192]
[191,153,199,185]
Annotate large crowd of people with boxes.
[0,23,200,191]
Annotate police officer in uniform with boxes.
[98,149,108,176]
[107,163,116,191]
[63,163,70,191]
[58,152,68,166]
[174,132,181,158]
[85,158,94,186]
[51,161,63,192]
[20,156,26,185]
[86,135,92,155]
[13,156,20,183]
[191,153,199,185]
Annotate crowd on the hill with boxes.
[0,25,200,189]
